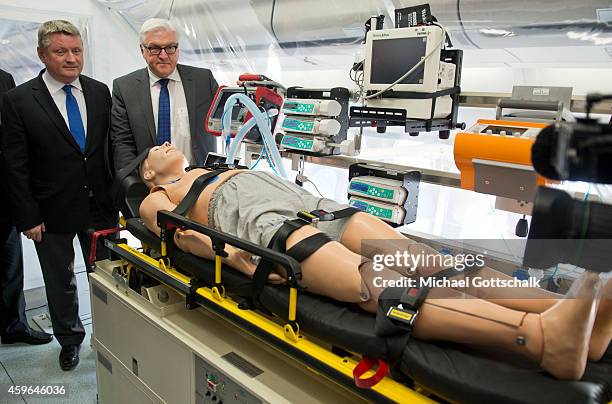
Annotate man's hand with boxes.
[24,223,45,242]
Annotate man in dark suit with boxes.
[0,21,117,371]
[111,18,219,171]
[0,69,53,346]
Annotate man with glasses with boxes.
[111,18,219,171]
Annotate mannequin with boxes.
[138,143,611,381]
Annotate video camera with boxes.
[524,93,612,272]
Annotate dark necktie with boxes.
[62,84,86,152]
[157,78,171,145]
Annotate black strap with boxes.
[173,169,228,216]
[252,259,275,299]
[251,219,308,298]
[331,207,361,219]
[116,147,152,182]
[285,233,333,262]
[398,286,431,311]
[251,207,358,299]
[268,219,309,254]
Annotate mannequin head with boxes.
[140,142,187,187]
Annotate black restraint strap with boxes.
[285,233,333,262]
[251,219,307,298]
[251,207,360,299]
[330,207,361,219]
[173,168,229,216]
[116,147,152,182]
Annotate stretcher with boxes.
[101,178,612,404]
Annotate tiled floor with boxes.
[0,289,97,404]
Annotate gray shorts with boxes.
[208,171,350,247]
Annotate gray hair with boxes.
[38,20,81,49]
[139,18,179,45]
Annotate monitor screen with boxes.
[369,37,427,85]
[212,90,247,121]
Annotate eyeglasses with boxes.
[142,44,178,55]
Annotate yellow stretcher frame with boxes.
[110,241,437,404]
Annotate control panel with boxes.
[195,354,262,404]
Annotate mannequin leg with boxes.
[283,225,404,304]
[339,213,561,307]
[413,271,601,380]
[589,278,612,362]
[338,212,610,362]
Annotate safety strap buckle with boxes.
[386,286,430,327]
[386,305,418,327]
[296,209,335,224]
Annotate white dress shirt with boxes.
[42,70,87,136]
[148,67,192,163]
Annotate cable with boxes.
[307,178,325,198]
[363,25,447,100]
[269,0,279,43]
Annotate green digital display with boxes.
[282,117,315,133]
[281,135,314,150]
[283,101,315,114]
[349,181,395,200]
[350,199,393,219]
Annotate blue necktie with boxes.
[62,85,86,152]
[157,78,171,145]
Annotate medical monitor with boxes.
[363,25,444,94]
[206,86,253,136]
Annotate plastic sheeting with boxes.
[0,12,91,85]
[96,0,391,86]
[95,0,612,74]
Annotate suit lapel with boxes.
[178,64,196,138]
[32,73,82,153]
[137,69,157,144]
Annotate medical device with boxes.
[280,134,328,153]
[206,86,252,136]
[349,12,463,139]
[281,99,342,117]
[348,196,406,225]
[280,116,341,136]
[206,74,284,139]
[348,176,407,204]
[454,118,554,236]
[222,93,287,178]
[348,164,420,226]
[363,26,450,95]
[278,87,350,156]
[205,152,240,167]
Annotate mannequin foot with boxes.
[589,277,612,362]
[540,272,601,380]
